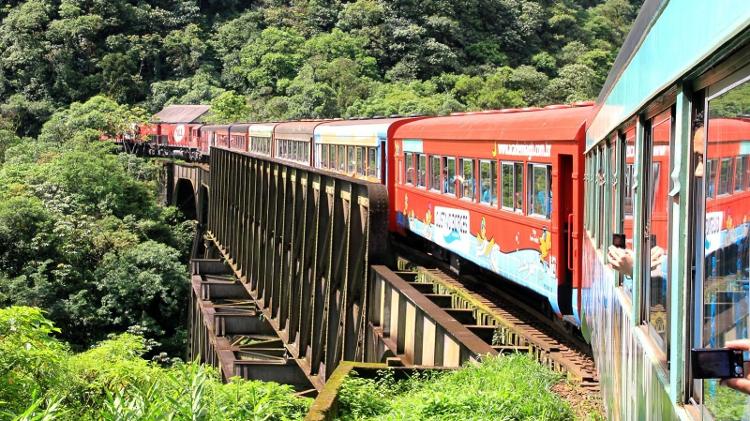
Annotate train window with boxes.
[734,156,747,191]
[700,73,750,418]
[338,145,346,172]
[479,160,497,206]
[356,146,364,175]
[345,147,353,173]
[429,156,441,191]
[528,163,552,218]
[367,147,377,178]
[502,163,514,209]
[416,154,426,187]
[443,157,456,195]
[597,147,606,248]
[405,153,414,184]
[706,158,717,198]
[321,145,329,168]
[502,162,523,212]
[610,136,620,240]
[643,108,672,353]
[718,157,733,195]
[460,159,475,200]
[623,126,637,217]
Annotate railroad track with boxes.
[393,241,599,392]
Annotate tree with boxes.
[39,96,148,144]
[207,90,250,123]
[163,24,208,79]
[229,27,305,95]
[545,63,600,103]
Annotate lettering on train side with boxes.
[626,145,668,158]
[496,144,551,157]
[434,207,470,235]
[706,211,724,236]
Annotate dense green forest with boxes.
[0,0,641,135]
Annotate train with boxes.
[127,103,594,328]
[123,2,750,417]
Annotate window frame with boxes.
[443,157,456,196]
[527,162,552,219]
[460,158,476,201]
[417,153,427,188]
[479,159,498,207]
[429,155,442,192]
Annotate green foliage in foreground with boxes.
[337,354,574,420]
[0,306,312,420]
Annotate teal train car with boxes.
[583,0,750,419]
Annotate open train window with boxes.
[429,156,441,192]
[610,136,621,233]
[642,107,673,357]
[502,162,523,213]
[329,145,336,170]
[405,153,414,185]
[528,163,551,219]
[417,154,426,188]
[337,145,345,172]
[460,159,475,200]
[479,160,497,206]
[443,157,456,195]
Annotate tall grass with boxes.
[337,354,574,420]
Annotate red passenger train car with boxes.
[391,104,593,318]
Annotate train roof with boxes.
[201,124,230,131]
[249,123,278,138]
[152,105,210,123]
[230,124,252,134]
[707,117,750,141]
[393,105,593,142]
[275,121,323,142]
[314,117,420,146]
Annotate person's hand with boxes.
[722,340,750,394]
[608,245,634,277]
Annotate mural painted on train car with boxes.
[399,193,561,314]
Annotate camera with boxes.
[691,348,745,379]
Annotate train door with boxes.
[558,154,574,315]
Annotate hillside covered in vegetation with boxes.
[1,0,641,134]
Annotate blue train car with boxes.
[583,0,750,419]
